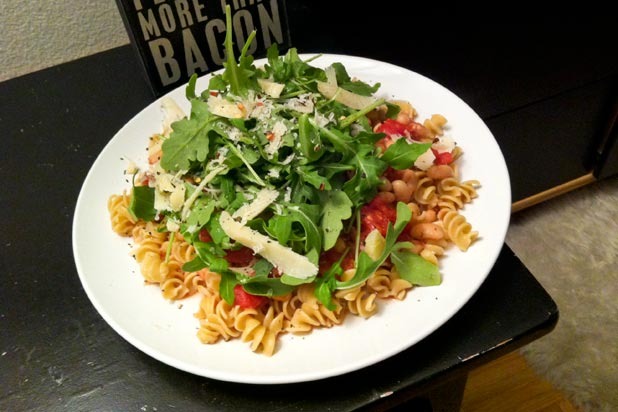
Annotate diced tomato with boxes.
[383,167,402,182]
[233,284,267,309]
[376,119,408,137]
[224,246,255,266]
[397,229,413,243]
[361,196,397,238]
[432,149,454,165]
[198,229,212,243]
[319,248,355,274]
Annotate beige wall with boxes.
[0,0,130,81]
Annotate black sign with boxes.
[115,0,291,96]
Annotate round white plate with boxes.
[73,54,511,384]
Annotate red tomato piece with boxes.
[198,229,212,243]
[233,284,267,309]
[376,119,408,136]
[361,196,397,238]
[224,246,255,266]
[432,149,454,165]
[319,248,356,274]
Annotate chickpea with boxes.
[427,165,454,180]
[396,112,411,125]
[392,179,413,203]
[377,191,396,203]
[410,240,424,254]
[401,169,416,183]
[379,177,392,192]
[411,223,444,240]
[419,209,437,223]
[401,170,418,192]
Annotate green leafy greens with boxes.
[131,5,443,309]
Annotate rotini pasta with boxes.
[107,44,481,356]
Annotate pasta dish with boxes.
[107,8,479,356]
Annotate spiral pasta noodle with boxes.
[423,114,448,138]
[438,210,479,251]
[108,192,137,236]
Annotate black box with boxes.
[115,0,291,96]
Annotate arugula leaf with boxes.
[185,196,215,228]
[268,46,317,85]
[296,165,331,191]
[319,127,355,155]
[342,145,387,205]
[390,245,441,286]
[382,140,432,170]
[266,214,292,245]
[219,270,237,304]
[314,252,345,310]
[253,258,273,277]
[331,62,351,84]
[129,185,156,221]
[298,114,324,162]
[186,73,198,100]
[281,204,322,253]
[205,211,232,247]
[207,75,227,92]
[181,240,227,273]
[160,99,213,171]
[385,102,401,119]
[216,175,236,208]
[221,4,256,97]
[240,276,296,297]
[229,258,296,297]
[336,202,411,289]
[182,256,208,272]
[331,62,380,96]
[319,189,353,251]
[341,81,381,96]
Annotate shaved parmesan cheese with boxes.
[257,78,285,98]
[265,121,288,156]
[324,66,337,86]
[219,211,319,279]
[181,165,227,220]
[317,81,376,110]
[161,97,186,137]
[364,229,385,261]
[125,160,138,175]
[314,110,335,127]
[433,136,456,153]
[153,165,186,212]
[233,188,279,223]
[414,148,436,171]
[166,219,180,232]
[207,95,244,118]
[286,94,314,113]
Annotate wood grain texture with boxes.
[461,351,578,412]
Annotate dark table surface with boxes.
[0,43,558,411]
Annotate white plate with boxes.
[73,54,511,384]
